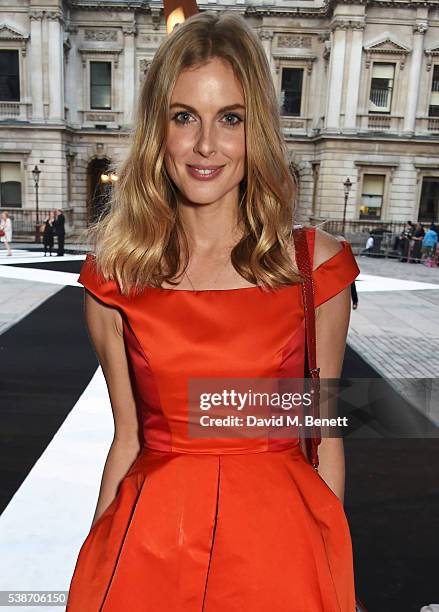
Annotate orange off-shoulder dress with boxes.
[66,226,360,612]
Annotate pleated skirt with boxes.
[66,444,356,611]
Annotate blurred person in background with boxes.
[42,211,56,257]
[422,223,438,267]
[351,281,358,310]
[53,208,65,256]
[399,220,413,262]
[0,211,12,256]
[409,222,425,263]
[359,231,374,257]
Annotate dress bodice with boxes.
[78,227,360,454]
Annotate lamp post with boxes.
[100,171,118,185]
[342,177,352,236]
[100,171,118,191]
[99,171,118,215]
[32,165,41,243]
[163,0,199,33]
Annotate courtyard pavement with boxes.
[349,254,439,425]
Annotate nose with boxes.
[194,122,217,157]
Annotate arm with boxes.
[313,229,352,504]
[83,290,141,529]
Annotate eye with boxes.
[171,111,193,125]
[222,113,243,127]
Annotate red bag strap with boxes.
[292,226,321,470]
[293,227,368,611]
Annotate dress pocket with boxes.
[315,471,345,510]
[86,455,145,537]
[86,492,119,537]
[299,453,345,512]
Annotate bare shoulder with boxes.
[286,226,343,273]
[312,227,343,271]
[84,289,124,338]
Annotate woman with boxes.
[0,211,12,256]
[67,12,360,611]
[42,211,55,256]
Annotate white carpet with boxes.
[0,368,113,610]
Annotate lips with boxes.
[188,165,225,170]
[186,165,225,181]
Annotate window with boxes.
[280,68,303,116]
[90,61,111,110]
[418,177,439,222]
[360,174,385,220]
[369,63,395,113]
[428,65,439,117]
[0,162,21,207]
[0,50,19,102]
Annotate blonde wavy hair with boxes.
[82,11,301,294]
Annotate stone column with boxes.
[403,21,428,134]
[64,26,78,125]
[47,10,65,122]
[29,10,44,120]
[259,30,274,74]
[325,20,348,131]
[123,25,136,126]
[344,23,365,131]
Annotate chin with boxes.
[179,187,228,206]
[184,196,224,207]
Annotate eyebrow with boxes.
[169,102,245,113]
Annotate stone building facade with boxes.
[1,0,439,237]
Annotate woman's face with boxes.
[164,57,246,207]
